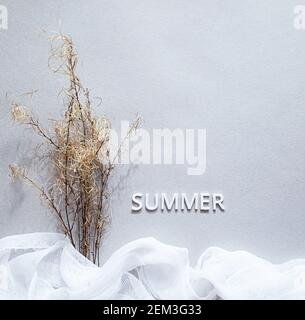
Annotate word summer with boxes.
[131,193,225,213]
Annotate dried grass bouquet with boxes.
[10,35,140,265]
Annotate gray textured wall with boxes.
[1,0,305,264]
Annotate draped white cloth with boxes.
[0,233,305,299]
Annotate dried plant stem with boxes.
[10,35,140,264]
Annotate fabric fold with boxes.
[0,233,304,299]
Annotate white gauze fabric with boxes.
[0,233,305,299]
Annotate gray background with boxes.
[1,0,305,264]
